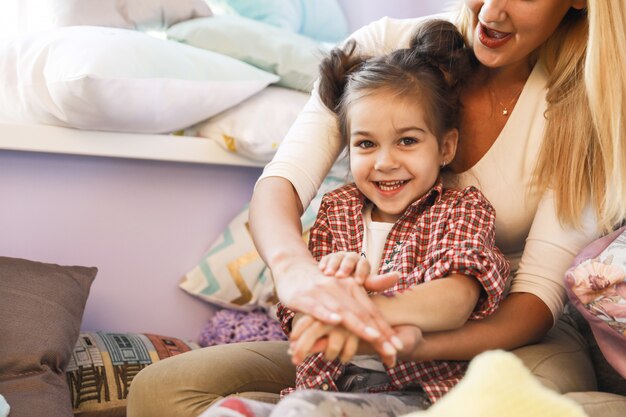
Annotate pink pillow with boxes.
[564,226,626,378]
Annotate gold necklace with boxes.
[489,85,523,117]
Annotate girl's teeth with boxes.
[378,181,405,191]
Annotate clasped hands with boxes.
[287,252,423,367]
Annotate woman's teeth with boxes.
[377,180,406,191]
[483,26,509,39]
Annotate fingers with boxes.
[291,314,316,340]
[290,320,333,365]
[285,271,398,356]
[339,334,359,363]
[319,253,343,275]
[291,321,359,365]
[324,329,348,362]
[350,287,399,366]
[363,271,401,292]
[352,258,371,284]
[392,325,424,361]
[319,252,370,281]
[288,291,342,326]
[295,279,375,335]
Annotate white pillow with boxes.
[29,0,212,30]
[167,15,327,92]
[0,26,279,134]
[190,86,310,162]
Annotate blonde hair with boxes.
[456,1,626,233]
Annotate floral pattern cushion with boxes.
[565,226,626,378]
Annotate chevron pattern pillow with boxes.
[179,175,346,311]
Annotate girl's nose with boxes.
[374,150,399,172]
[479,0,508,24]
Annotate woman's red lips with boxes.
[477,23,512,49]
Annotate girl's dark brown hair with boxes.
[318,19,475,145]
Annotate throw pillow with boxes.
[29,0,212,31]
[0,256,97,417]
[0,26,279,134]
[179,175,346,311]
[198,308,286,347]
[66,332,199,417]
[188,86,310,162]
[205,0,349,43]
[564,225,626,379]
[167,15,327,92]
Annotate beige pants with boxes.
[127,317,626,417]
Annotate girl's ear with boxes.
[440,128,458,166]
[571,0,586,11]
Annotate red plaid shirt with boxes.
[277,181,509,403]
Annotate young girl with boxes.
[280,17,509,404]
[201,19,510,417]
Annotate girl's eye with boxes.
[355,140,375,149]
[399,137,418,146]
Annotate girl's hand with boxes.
[289,315,361,365]
[319,251,371,283]
[290,314,398,367]
[392,325,424,361]
[290,323,422,366]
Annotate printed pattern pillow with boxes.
[66,332,199,417]
[565,225,626,378]
[180,175,346,311]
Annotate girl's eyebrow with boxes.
[351,126,426,137]
[350,130,371,137]
[395,126,426,134]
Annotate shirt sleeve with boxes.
[425,188,510,319]
[257,15,443,209]
[512,189,599,325]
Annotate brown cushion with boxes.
[0,256,97,417]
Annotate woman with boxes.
[128,1,626,416]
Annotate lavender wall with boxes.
[0,0,451,342]
[0,150,261,340]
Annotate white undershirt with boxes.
[350,205,393,372]
[361,204,394,274]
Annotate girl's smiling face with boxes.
[464,0,586,70]
[348,89,457,223]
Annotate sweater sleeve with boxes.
[512,189,598,325]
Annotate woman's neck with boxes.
[478,60,533,91]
